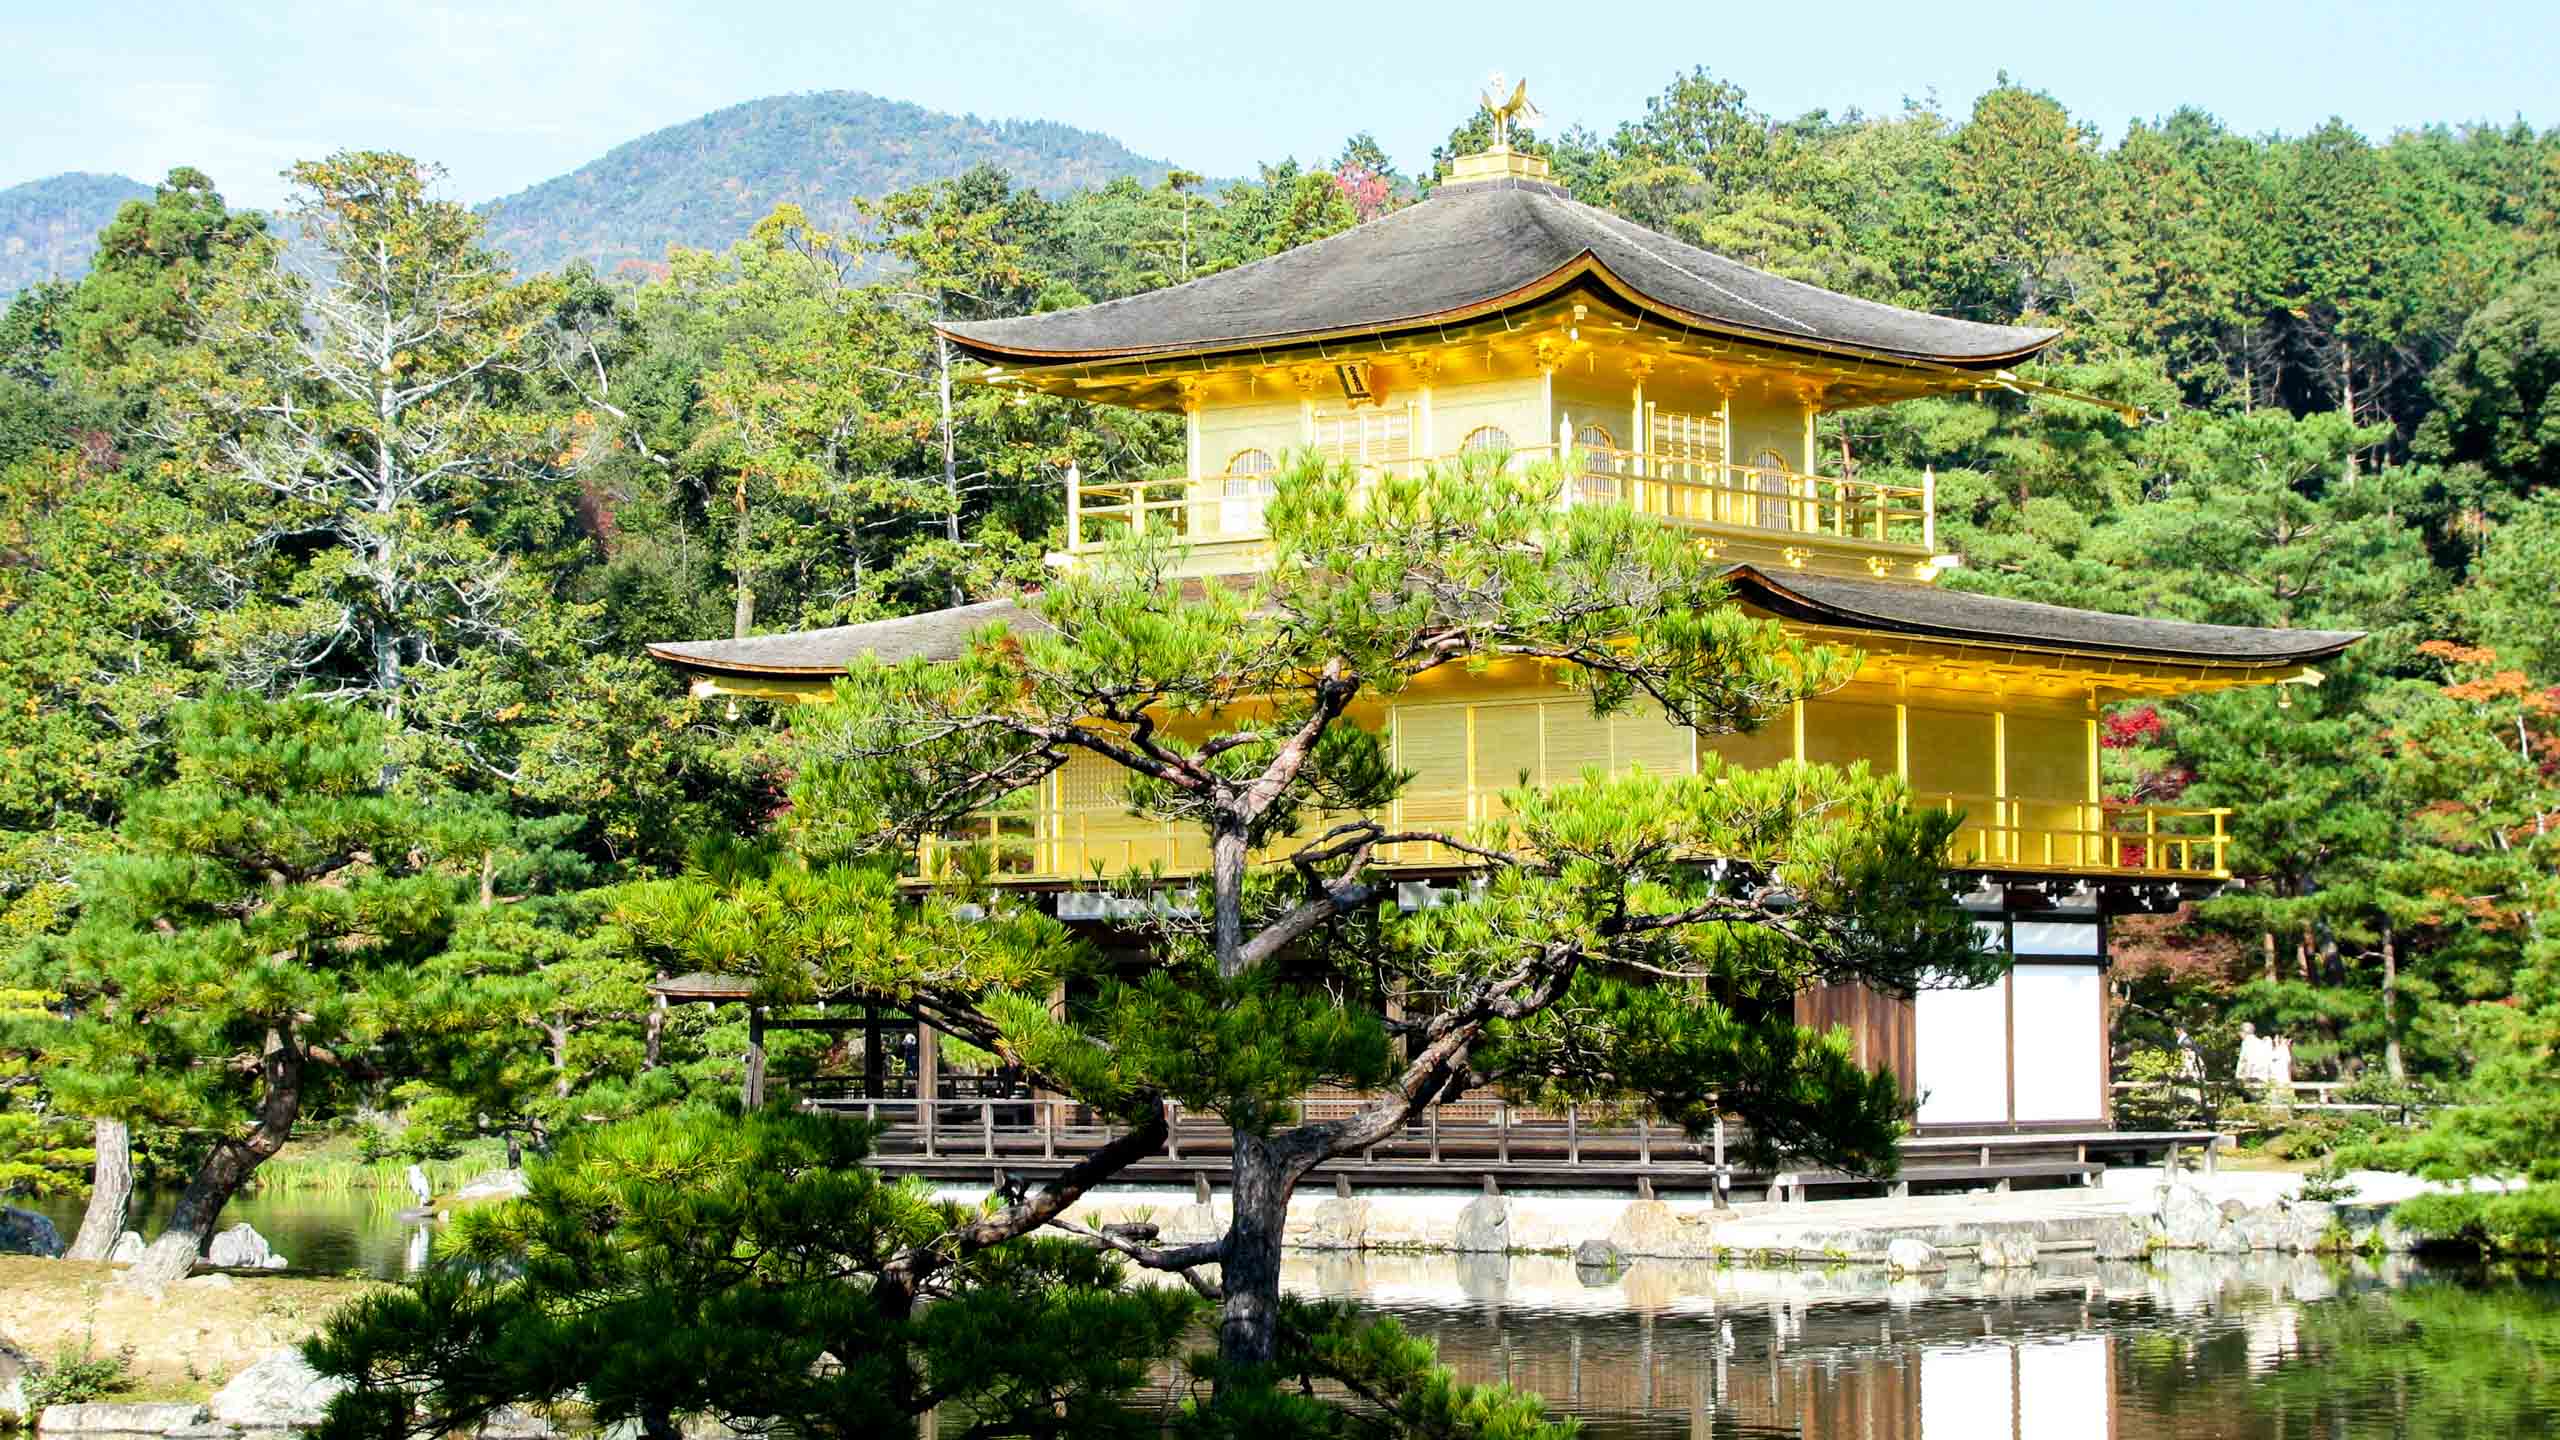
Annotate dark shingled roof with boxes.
[1726,567,2362,665]
[646,570,2359,680]
[940,177,2059,368]
[649,971,758,1002]
[644,598,1047,677]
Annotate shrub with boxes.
[22,1341,137,1411]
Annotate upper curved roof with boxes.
[940,177,2061,369]
[646,571,2358,682]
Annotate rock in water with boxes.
[0,1205,63,1257]
[36,1402,209,1434]
[1977,1233,2039,1269]
[107,1230,146,1264]
[2093,1217,2151,1261]
[1573,1237,1622,1269]
[1452,1194,1511,1253]
[210,1352,350,1429]
[205,1222,274,1268]
[1296,1198,1371,1250]
[2154,1183,2224,1249]
[2283,1200,2338,1252]
[446,1169,529,1206]
[1886,1237,1944,1275]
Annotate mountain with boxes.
[478,91,1174,277]
[0,172,150,296]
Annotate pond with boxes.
[28,1191,2560,1437]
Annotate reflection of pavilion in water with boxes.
[1257,1250,2410,1440]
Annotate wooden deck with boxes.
[808,1095,2221,1197]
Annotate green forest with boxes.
[4,63,2560,1434]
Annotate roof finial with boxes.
[1479,72,1543,151]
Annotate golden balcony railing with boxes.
[1922,793,2231,878]
[1067,447,1934,553]
[914,788,2231,884]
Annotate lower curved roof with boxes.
[645,571,2358,682]
[1727,568,2362,666]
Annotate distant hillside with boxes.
[479,91,1174,277]
[0,172,149,296]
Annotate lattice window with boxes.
[1575,422,1620,502]
[1752,448,1795,531]
[1313,407,1414,469]
[1224,447,1277,498]
[1651,409,1724,466]
[1460,424,1512,455]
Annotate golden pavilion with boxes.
[646,137,2357,1135]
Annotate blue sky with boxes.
[13,0,2553,209]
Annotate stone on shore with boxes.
[107,1231,146,1265]
[2,1205,64,1257]
[1155,1203,1225,1246]
[479,1404,558,1438]
[1452,1194,1510,1252]
[1885,1238,1944,1275]
[38,1402,210,1434]
[209,1351,350,1429]
[1977,1233,2038,1269]
[2,1340,31,1424]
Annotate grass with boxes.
[250,1134,507,1196]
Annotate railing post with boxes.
[1639,1111,1653,1166]
[1429,1104,1442,1164]
[1043,1098,1057,1159]
[982,1100,994,1159]
[1922,466,1937,554]
[1065,463,1082,550]
[1567,1104,1580,1165]
[2147,807,2159,874]
[1497,1102,1510,1165]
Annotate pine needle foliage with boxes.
[305,1103,1202,1440]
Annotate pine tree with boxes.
[19,692,490,1284]
[304,1104,1205,1440]
[690,454,1994,1386]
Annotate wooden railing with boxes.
[917,790,2232,882]
[1068,447,1933,553]
[804,1092,2226,1194]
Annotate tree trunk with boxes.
[2382,923,2405,1082]
[936,327,964,610]
[731,478,755,640]
[1210,817,1251,978]
[1218,1134,1297,1372]
[63,1117,132,1262]
[123,1033,304,1287]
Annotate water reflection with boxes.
[26,1190,2558,1436]
[1274,1250,2560,1439]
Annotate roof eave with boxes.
[1723,565,2364,668]
[938,253,2063,376]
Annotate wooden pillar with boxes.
[862,1004,884,1100]
[743,1008,766,1110]
[917,1015,939,1156]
